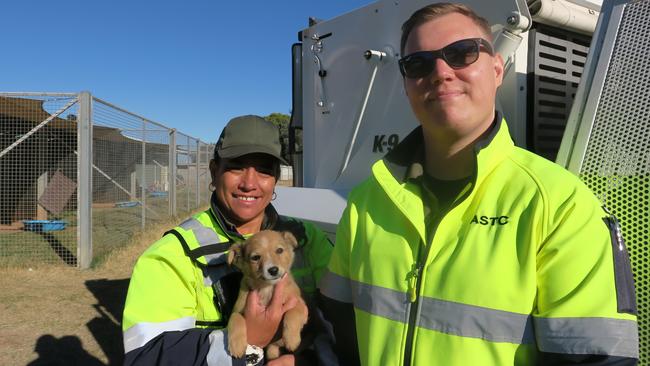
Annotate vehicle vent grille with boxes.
[577,1,650,362]
[530,25,591,161]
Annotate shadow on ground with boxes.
[85,278,130,366]
[26,278,130,365]
[39,232,76,267]
[26,335,104,366]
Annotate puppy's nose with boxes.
[267,266,279,276]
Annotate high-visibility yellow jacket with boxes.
[320,115,638,365]
[122,196,333,365]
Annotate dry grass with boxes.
[0,214,199,366]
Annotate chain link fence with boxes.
[0,92,214,268]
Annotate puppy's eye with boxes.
[276,247,284,254]
[250,254,261,261]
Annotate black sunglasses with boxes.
[398,38,494,79]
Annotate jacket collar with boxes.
[381,111,511,183]
[208,192,280,241]
[372,111,513,243]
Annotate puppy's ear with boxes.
[282,231,298,248]
[227,243,243,266]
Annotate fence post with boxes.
[186,136,189,212]
[196,139,200,208]
[169,128,177,217]
[141,119,147,229]
[77,91,93,269]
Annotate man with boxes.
[319,3,638,365]
[123,115,333,365]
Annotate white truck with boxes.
[274,0,650,362]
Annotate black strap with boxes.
[195,319,226,327]
[187,242,231,261]
[163,229,232,264]
[163,228,239,327]
[164,229,195,261]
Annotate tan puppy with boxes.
[226,230,308,360]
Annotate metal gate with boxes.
[0,92,213,269]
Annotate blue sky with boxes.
[3,0,374,142]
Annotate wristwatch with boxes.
[245,344,264,366]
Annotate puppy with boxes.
[226,230,308,360]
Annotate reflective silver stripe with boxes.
[123,316,195,353]
[204,265,237,287]
[535,316,639,358]
[179,217,220,244]
[207,329,233,365]
[419,297,535,344]
[352,279,411,324]
[179,217,227,265]
[322,272,536,345]
[321,271,410,322]
[319,269,353,303]
[202,252,227,266]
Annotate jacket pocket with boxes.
[603,214,638,315]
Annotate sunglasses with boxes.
[398,38,494,79]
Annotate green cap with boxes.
[215,115,287,164]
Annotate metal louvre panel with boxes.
[572,0,650,362]
[531,25,591,161]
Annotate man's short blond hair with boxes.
[400,3,492,56]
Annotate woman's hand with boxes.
[245,274,298,347]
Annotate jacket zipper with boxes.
[403,241,424,366]
[404,219,439,366]
[402,174,476,365]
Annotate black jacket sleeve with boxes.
[318,292,361,366]
[538,352,638,365]
[124,329,246,366]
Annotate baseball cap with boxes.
[214,115,287,164]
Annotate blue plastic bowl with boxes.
[22,220,67,232]
[115,201,141,208]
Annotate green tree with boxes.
[264,113,291,163]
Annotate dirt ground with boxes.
[0,218,179,366]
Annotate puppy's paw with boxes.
[266,343,281,360]
[227,333,247,358]
[282,331,301,352]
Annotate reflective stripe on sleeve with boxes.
[207,329,233,366]
[535,316,639,358]
[419,297,535,344]
[123,316,196,353]
[319,269,354,303]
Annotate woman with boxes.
[122,115,333,366]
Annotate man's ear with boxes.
[227,243,242,266]
[282,231,298,249]
[493,53,505,88]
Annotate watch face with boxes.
[245,353,260,365]
[245,345,264,366]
